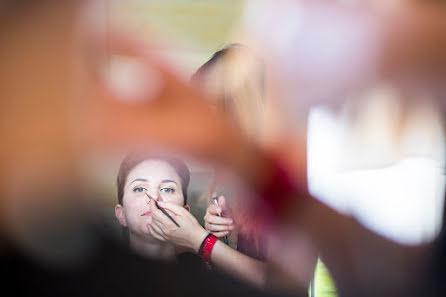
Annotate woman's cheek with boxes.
[169,193,184,205]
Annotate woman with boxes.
[114,154,204,260]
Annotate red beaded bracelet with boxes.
[198,234,218,264]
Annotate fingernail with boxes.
[229,225,234,230]
[226,219,233,224]
[158,201,165,206]
[224,231,229,235]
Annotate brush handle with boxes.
[155,200,181,228]
[212,195,229,245]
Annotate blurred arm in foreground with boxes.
[241,1,446,297]
[0,2,279,297]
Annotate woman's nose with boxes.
[146,190,162,202]
[156,193,163,202]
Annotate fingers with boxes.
[151,200,200,235]
[148,199,159,215]
[218,195,233,217]
[148,207,177,242]
[204,223,234,232]
[149,200,174,227]
[207,196,232,218]
[147,224,166,242]
[217,195,228,211]
[204,200,234,234]
[204,213,233,225]
[157,201,188,216]
[150,221,165,236]
[206,203,222,216]
[211,231,231,238]
[205,221,234,232]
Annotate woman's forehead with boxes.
[126,159,181,184]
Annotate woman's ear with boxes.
[184,205,191,212]
[115,204,127,227]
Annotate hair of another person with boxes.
[116,154,190,205]
[191,43,265,138]
[192,44,269,245]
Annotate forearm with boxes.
[184,224,267,287]
[210,240,267,287]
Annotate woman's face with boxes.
[115,159,185,239]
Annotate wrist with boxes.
[191,228,209,252]
[198,233,218,264]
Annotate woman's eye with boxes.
[133,187,147,193]
[160,188,175,194]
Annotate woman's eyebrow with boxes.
[161,179,177,185]
[130,178,148,185]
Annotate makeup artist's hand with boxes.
[204,195,234,238]
[147,200,208,252]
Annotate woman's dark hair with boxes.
[116,154,190,205]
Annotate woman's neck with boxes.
[129,233,176,261]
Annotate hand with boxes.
[147,200,208,252]
[204,195,234,238]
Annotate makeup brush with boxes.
[146,193,180,227]
[212,193,229,245]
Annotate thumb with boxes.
[218,195,231,216]
[157,201,188,216]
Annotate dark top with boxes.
[2,220,295,297]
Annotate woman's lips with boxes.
[141,211,151,216]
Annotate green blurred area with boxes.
[309,259,338,297]
[110,0,245,74]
